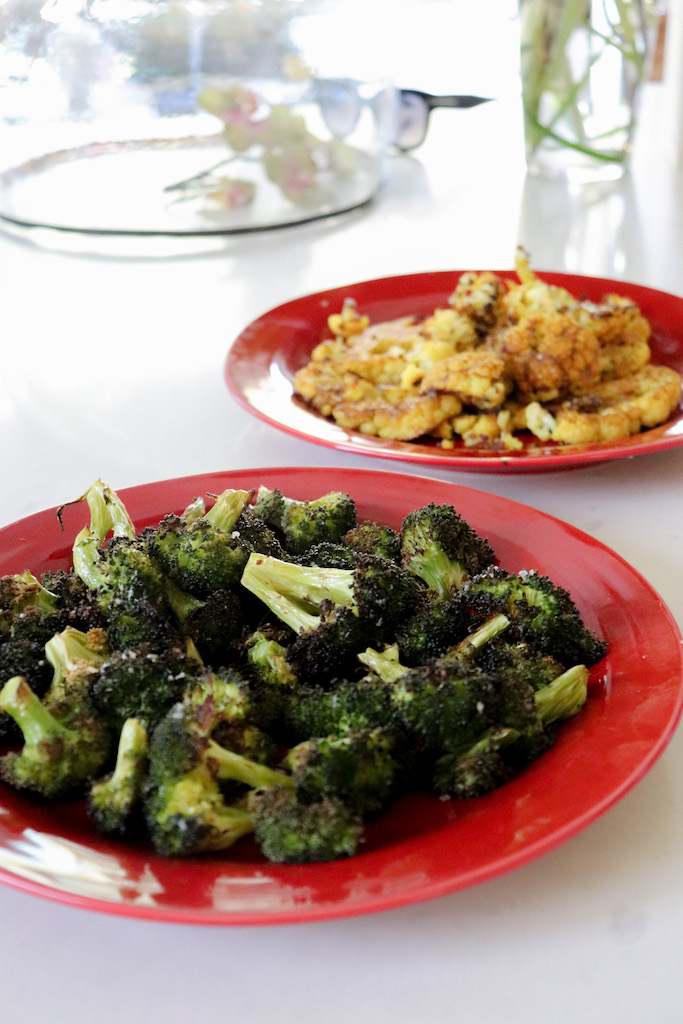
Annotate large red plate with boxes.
[0,467,681,925]
[225,271,683,472]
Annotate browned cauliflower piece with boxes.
[573,296,652,380]
[419,350,511,411]
[549,365,682,444]
[419,307,479,350]
[449,271,508,336]
[496,312,601,403]
[331,389,461,440]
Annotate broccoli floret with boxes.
[244,628,298,731]
[90,641,203,731]
[43,625,109,710]
[284,727,400,820]
[146,489,281,599]
[73,532,179,651]
[432,726,519,798]
[0,675,111,799]
[388,658,500,754]
[86,717,149,839]
[164,580,244,665]
[0,570,61,636]
[343,522,401,562]
[240,552,419,685]
[144,699,292,857]
[395,589,469,665]
[293,542,357,569]
[250,786,363,863]
[399,503,495,598]
[432,664,589,798]
[252,487,357,556]
[286,677,398,742]
[458,566,607,666]
[0,634,55,745]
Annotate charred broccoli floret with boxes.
[433,664,589,798]
[90,641,203,731]
[146,488,281,600]
[343,521,401,562]
[164,580,244,666]
[240,552,419,684]
[399,503,496,598]
[284,727,400,820]
[244,628,298,731]
[144,698,291,857]
[395,590,468,665]
[285,677,398,742]
[0,675,111,799]
[0,570,61,637]
[252,486,357,555]
[250,786,363,863]
[457,566,607,666]
[86,717,149,839]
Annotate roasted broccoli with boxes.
[86,717,149,838]
[90,640,203,731]
[144,698,291,856]
[284,727,400,820]
[240,551,419,684]
[399,503,496,598]
[343,521,401,562]
[457,566,607,666]
[146,488,281,599]
[0,675,111,799]
[433,664,589,798]
[163,579,244,666]
[250,786,363,863]
[252,486,357,555]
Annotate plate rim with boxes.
[0,464,681,925]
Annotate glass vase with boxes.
[520,0,650,183]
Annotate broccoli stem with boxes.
[449,613,511,658]
[202,488,253,531]
[0,676,71,747]
[45,626,108,692]
[535,664,589,724]
[207,738,294,791]
[240,553,357,634]
[358,644,406,683]
[106,717,148,787]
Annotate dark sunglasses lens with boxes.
[395,92,429,151]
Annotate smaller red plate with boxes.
[225,271,683,473]
[0,467,681,925]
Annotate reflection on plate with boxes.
[225,271,683,473]
[0,467,681,925]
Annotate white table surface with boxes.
[1,81,683,1024]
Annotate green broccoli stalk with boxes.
[399,502,496,597]
[0,675,111,798]
[534,663,589,724]
[240,551,419,684]
[144,699,292,857]
[250,786,363,863]
[86,717,149,838]
[252,486,357,555]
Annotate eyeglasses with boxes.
[394,89,492,151]
[316,80,492,153]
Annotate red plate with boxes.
[0,467,681,925]
[225,271,683,473]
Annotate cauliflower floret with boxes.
[496,312,601,403]
[449,271,508,336]
[332,390,462,440]
[573,296,652,380]
[549,365,681,444]
[419,350,511,411]
[501,248,577,322]
[419,307,479,350]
